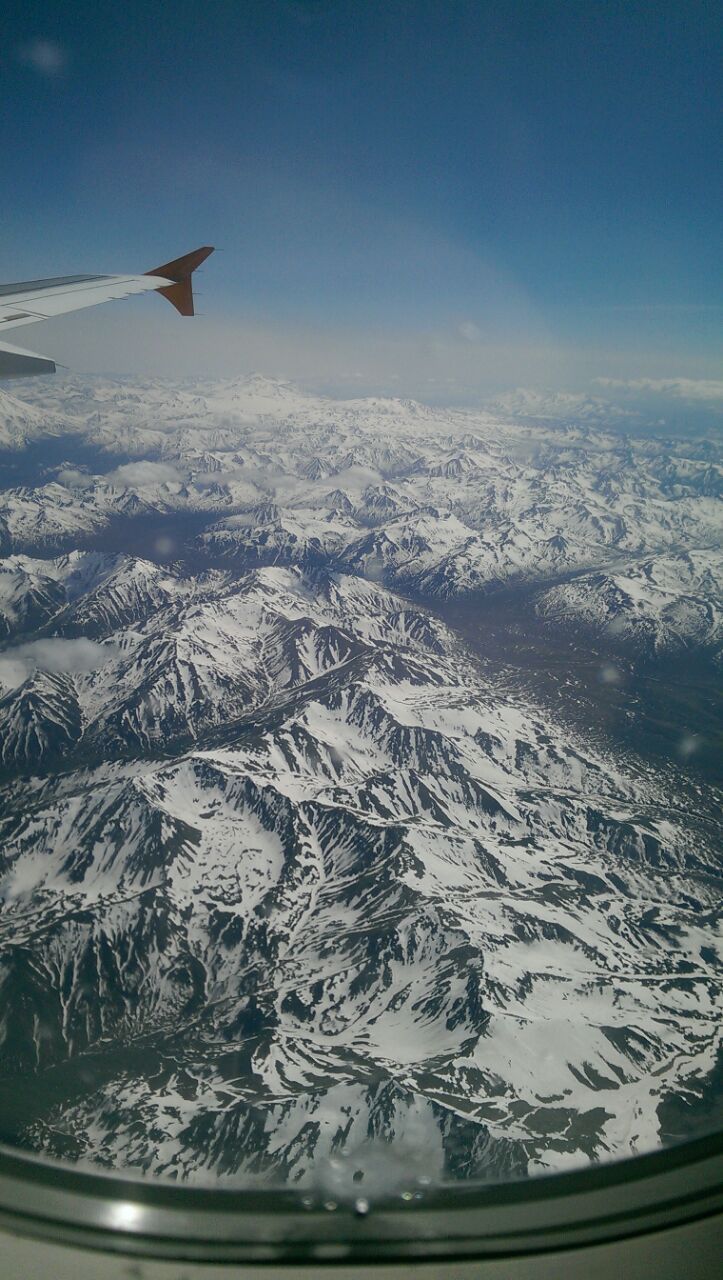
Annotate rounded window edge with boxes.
[0,1132,721,1264]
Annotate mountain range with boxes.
[0,374,720,1192]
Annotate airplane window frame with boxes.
[0,1131,721,1265]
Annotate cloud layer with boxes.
[0,638,118,692]
[106,461,183,488]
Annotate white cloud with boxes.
[57,468,94,489]
[594,377,723,403]
[192,467,256,489]
[0,638,118,692]
[458,321,483,343]
[326,464,382,493]
[15,40,69,77]
[106,460,183,488]
[0,656,31,691]
[57,461,184,491]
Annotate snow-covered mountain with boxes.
[0,376,720,1191]
[1,375,719,644]
[0,550,195,641]
[0,386,68,451]
[536,550,722,660]
[0,556,720,1186]
[485,387,637,426]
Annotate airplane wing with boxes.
[0,246,214,378]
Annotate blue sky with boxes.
[2,0,722,403]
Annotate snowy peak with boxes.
[0,387,66,450]
[0,669,81,771]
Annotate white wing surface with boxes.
[0,246,214,377]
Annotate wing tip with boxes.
[146,246,215,316]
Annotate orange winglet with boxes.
[145,246,214,316]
